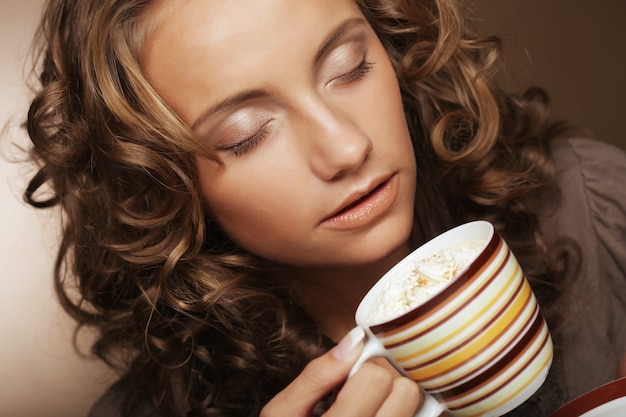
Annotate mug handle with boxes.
[349,328,447,417]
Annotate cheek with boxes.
[199,169,263,229]
[357,42,410,144]
[197,160,250,227]
[368,67,413,156]
[196,158,308,254]
[200,178,273,252]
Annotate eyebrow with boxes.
[191,17,368,131]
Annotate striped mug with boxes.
[351,220,553,417]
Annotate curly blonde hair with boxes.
[25,0,571,415]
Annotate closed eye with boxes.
[329,59,374,87]
[222,121,272,157]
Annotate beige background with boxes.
[1,1,624,416]
[0,2,116,417]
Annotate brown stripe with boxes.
[415,293,536,389]
[383,244,510,350]
[403,271,527,376]
[447,325,551,412]
[432,309,545,403]
[370,231,502,335]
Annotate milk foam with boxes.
[367,238,484,324]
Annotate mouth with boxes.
[321,173,398,229]
[334,180,389,216]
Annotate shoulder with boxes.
[541,138,626,240]
[550,137,626,197]
[541,137,626,273]
[551,137,626,194]
[539,138,626,398]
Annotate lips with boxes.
[321,173,398,230]
[334,181,387,215]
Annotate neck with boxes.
[273,242,411,342]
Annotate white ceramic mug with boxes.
[351,220,553,417]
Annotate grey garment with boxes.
[507,138,626,416]
[540,138,626,397]
[89,138,626,417]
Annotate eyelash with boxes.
[335,59,375,85]
[227,122,272,157]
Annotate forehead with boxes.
[141,0,365,124]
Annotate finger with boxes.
[261,327,365,417]
[374,377,423,417]
[326,362,395,417]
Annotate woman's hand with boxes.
[260,327,423,417]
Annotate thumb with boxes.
[262,327,365,416]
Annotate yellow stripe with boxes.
[391,261,524,370]
[409,277,533,384]
[451,332,553,416]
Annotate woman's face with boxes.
[143,0,417,267]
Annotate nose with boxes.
[304,99,373,181]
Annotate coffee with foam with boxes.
[367,238,484,324]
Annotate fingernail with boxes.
[332,326,365,360]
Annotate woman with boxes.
[24,0,626,416]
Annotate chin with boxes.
[341,227,412,267]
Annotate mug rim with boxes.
[356,220,497,331]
